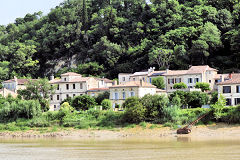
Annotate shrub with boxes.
[72,95,96,111]
[95,91,110,105]
[101,99,112,110]
[211,94,226,120]
[123,97,146,123]
[140,94,169,121]
[162,105,182,124]
[210,91,218,104]
[195,82,210,92]
[152,76,165,89]
[173,82,187,89]
[186,91,209,108]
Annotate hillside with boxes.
[0,0,239,81]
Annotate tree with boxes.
[186,91,209,108]
[171,94,182,107]
[211,94,226,120]
[95,91,110,105]
[195,82,211,92]
[140,94,169,121]
[210,91,218,104]
[71,95,96,111]
[76,62,105,77]
[149,48,173,69]
[17,78,56,112]
[122,97,146,123]
[173,82,187,89]
[101,99,112,110]
[151,76,165,89]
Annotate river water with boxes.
[0,137,239,160]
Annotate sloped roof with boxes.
[148,70,166,77]
[61,72,82,76]
[87,88,109,92]
[3,79,35,85]
[217,73,240,85]
[110,81,156,88]
[95,78,113,83]
[163,65,217,76]
[49,77,91,84]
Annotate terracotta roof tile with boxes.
[87,88,109,91]
[217,73,240,85]
[95,78,113,83]
[49,77,91,84]
[110,81,156,88]
[3,79,35,85]
[61,72,82,76]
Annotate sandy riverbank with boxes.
[0,123,239,140]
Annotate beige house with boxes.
[2,77,33,93]
[118,67,166,85]
[0,88,18,98]
[87,88,109,97]
[49,72,99,111]
[162,65,218,93]
[217,73,240,106]
[109,80,163,109]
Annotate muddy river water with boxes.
[0,137,239,160]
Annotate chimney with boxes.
[220,75,224,82]
[140,79,143,86]
[229,73,232,79]
[114,80,118,85]
[166,68,169,74]
[50,75,54,80]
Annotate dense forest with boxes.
[0,0,239,81]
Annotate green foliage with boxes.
[211,94,226,120]
[173,82,187,89]
[101,99,112,110]
[95,91,110,105]
[151,76,165,89]
[141,94,169,121]
[123,97,146,123]
[210,91,218,104]
[72,95,96,111]
[17,78,56,112]
[195,82,211,92]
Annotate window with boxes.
[66,94,69,98]
[175,78,181,83]
[54,105,56,109]
[209,80,211,83]
[235,98,240,105]
[73,94,76,97]
[188,78,193,83]
[73,84,76,89]
[143,77,145,82]
[66,84,69,90]
[122,92,126,100]
[57,95,60,100]
[168,78,174,84]
[149,78,152,83]
[129,91,135,97]
[133,78,136,81]
[223,86,231,93]
[57,84,59,90]
[91,93,95,97]
[122,77,125,81]
[101,80,104,85]
[188,86,193,88]
[80,83,83,89]
[50,95,53,100]
[226,98,232,106]
[114,93,119,100]
[64,78,66,81]
[194,78,199,83]
[236,86,240,93]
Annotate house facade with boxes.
[217,74,240,106]
[109,80,159,109]
[49,72,99,111]
[163,65,218,93]
[2,77,33,93]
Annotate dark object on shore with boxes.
[177,112,209,134]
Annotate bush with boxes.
[95,91,110,105]
[72,95,96,111]
[195,82,210,92]
[101,99,112,110]
[173,82,187,89]
[210,91,218,104]
[141,94,169,121]
[152,76,165,89]
[123,97,146,123]
[162,105,182,124]
[186,91,209,108]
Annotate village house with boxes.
[109,80,166,109]
[118,67,166,85]
[162,65,218,93]
[49,72,99,111]
[1,77,34,97]
[217,73,240,106]
[49,72,113,111]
